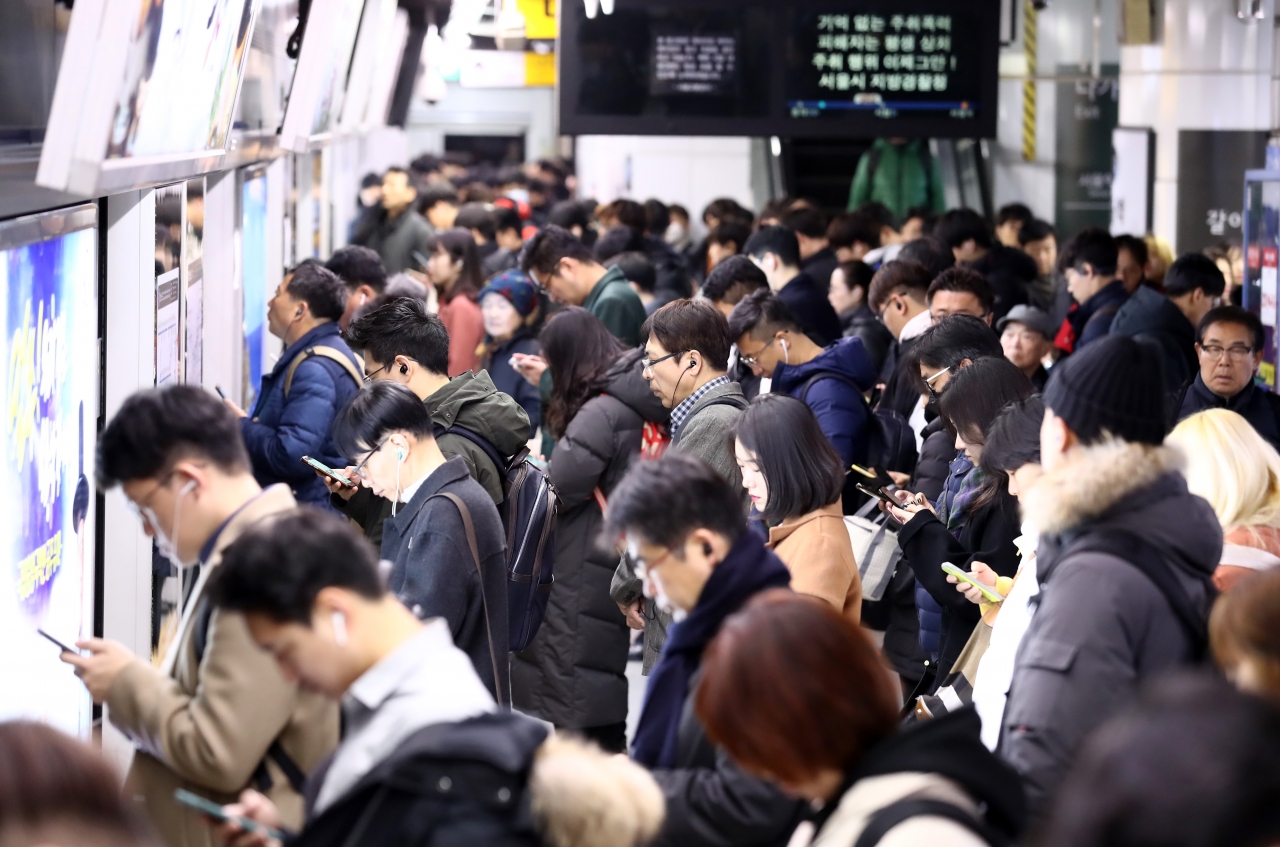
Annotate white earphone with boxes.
[331,611,348,646]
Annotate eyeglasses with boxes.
[363,364,388,383]
[641,351,679,371]
[739,338,776,368]
[1199,344,1255,362]
[924,365,951,398]
[630,541,684,582]
[353,439,388,473]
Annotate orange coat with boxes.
[767,502,862,623]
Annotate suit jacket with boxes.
[106,485,340,847]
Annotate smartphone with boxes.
[301,456,355,487]
[941,562,1005,603]
[855,483,899,506]
[850,463,895,490]
[174,789,284,840]
[214,386,227,400]
[412,249,431,270]
[37,628,78,655]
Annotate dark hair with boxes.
[417,184,459,215]
[669,203,690,223]
[427,228,482,302]
[602,199,647,231]
[780,205,828,240]
[286,262,348,321]
[493,204,522,235]
[603,451,748,547]
[934,208,994,250]
[927,266,995,314]
[857,200,897,231]
[897,236,956,279]
[1164,253,1227,299]
[981,395,1046,477]
[1043,673,1280,847]
[409,154,440,175]
[996,203,1034,227]
[1018,218,1056,247]
[548,200,590,230]
[727,288,799,341]
[827,212,881,251]
[644,299,732,372]
[867,259,933,312]
[703,197,750,226]
[345,297,450,376]
[454,202,497,241]
[98,386,250,488]
[695,591,900,784]
[1114,233,1150,267]
[939,357,1036,446]
[701,255,769,306]
[902,205,939,234]
[834,260,875,298]
[519,224,595,276]
[594,225,646,263]
[1198,305,1265,351]
[644,198,670,235]
[733,395,844,523]
[758,197,794,225]
[540,307,625,438]
[743,225,801,268]
[1058,227,1119,276]
[0,721,157,847]
[909,315,1003,391]
[333,380,435,458]
[707,222,751,252]
[325,245,388,294]
[613,251,656,293]
[209,508,384,624]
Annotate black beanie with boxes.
[1043,335,1167,445]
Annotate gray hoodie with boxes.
[998,439,1221,822]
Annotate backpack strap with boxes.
[852,798,1004,847]
[434,422,509,476]
[428,492,506,706]
[283,345,364,397]
[797,370,866,404]
[1062,528,1212,659]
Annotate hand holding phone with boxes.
[855,483,898,506]
[175,789,284,842]
[850,463,895,491]
[302,456,355,488]
[941,562,1005,603]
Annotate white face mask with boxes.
[141,480,197,569]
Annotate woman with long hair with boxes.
[511,307,668,753]
[733,394,862,622]
[426,228,485,375]
[886,356,1033,684]
[1168,408,1280,591]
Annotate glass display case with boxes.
[1242,157,1280,390]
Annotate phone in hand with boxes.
[855,483,899,506]
[214,386,227,400]
[941,562,1005,603]
[850,463,896,490]
[301,456,355,487]
[174,789,284,840]
[38,628,79,655]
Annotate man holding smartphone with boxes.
[62,386,338,847]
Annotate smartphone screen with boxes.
[940,563,1005,602]
[301,456,354,487]
[174,790,284,840]
[855,483,897,506]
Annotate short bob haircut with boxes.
[938,357,1036,446]
[332,381,435,459]
[1210,568,1280,700]
[695,590,900,785]
[427,228,483,302]
[1168,408,1280,534]
[603,451,747,549]
[732,394,844,524]
[643,299,732,372]
[981,395,1046,479]
[209,508,384,625]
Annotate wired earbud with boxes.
[397,448,405,461]
[331,611,348,646]
[179,479,197,496]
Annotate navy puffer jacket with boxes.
[771,336,877,467]
[242,323,362,508]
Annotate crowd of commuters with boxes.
[14,156,1280,847]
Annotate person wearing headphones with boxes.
[224,261,363,510]
[64,386,338,847]
[330,381,510,703]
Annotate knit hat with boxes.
[1043,334,1167,445]
[478,270,539,318]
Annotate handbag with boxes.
[844,497,901,602]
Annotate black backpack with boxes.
[434,423,557,653]
[798,372,918,475]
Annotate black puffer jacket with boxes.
[511,348,669,730]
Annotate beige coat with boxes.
[106,485,339,847]
[768,503,862,624]
[790,773,988,847]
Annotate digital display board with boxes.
[0,204,99,737]
[559,0,1000,138]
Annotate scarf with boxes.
[631,532,792,768]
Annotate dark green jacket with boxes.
[334,370,530,546]
[847,139,947,220]
[360,209,434,275]
[583,265,647,348]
